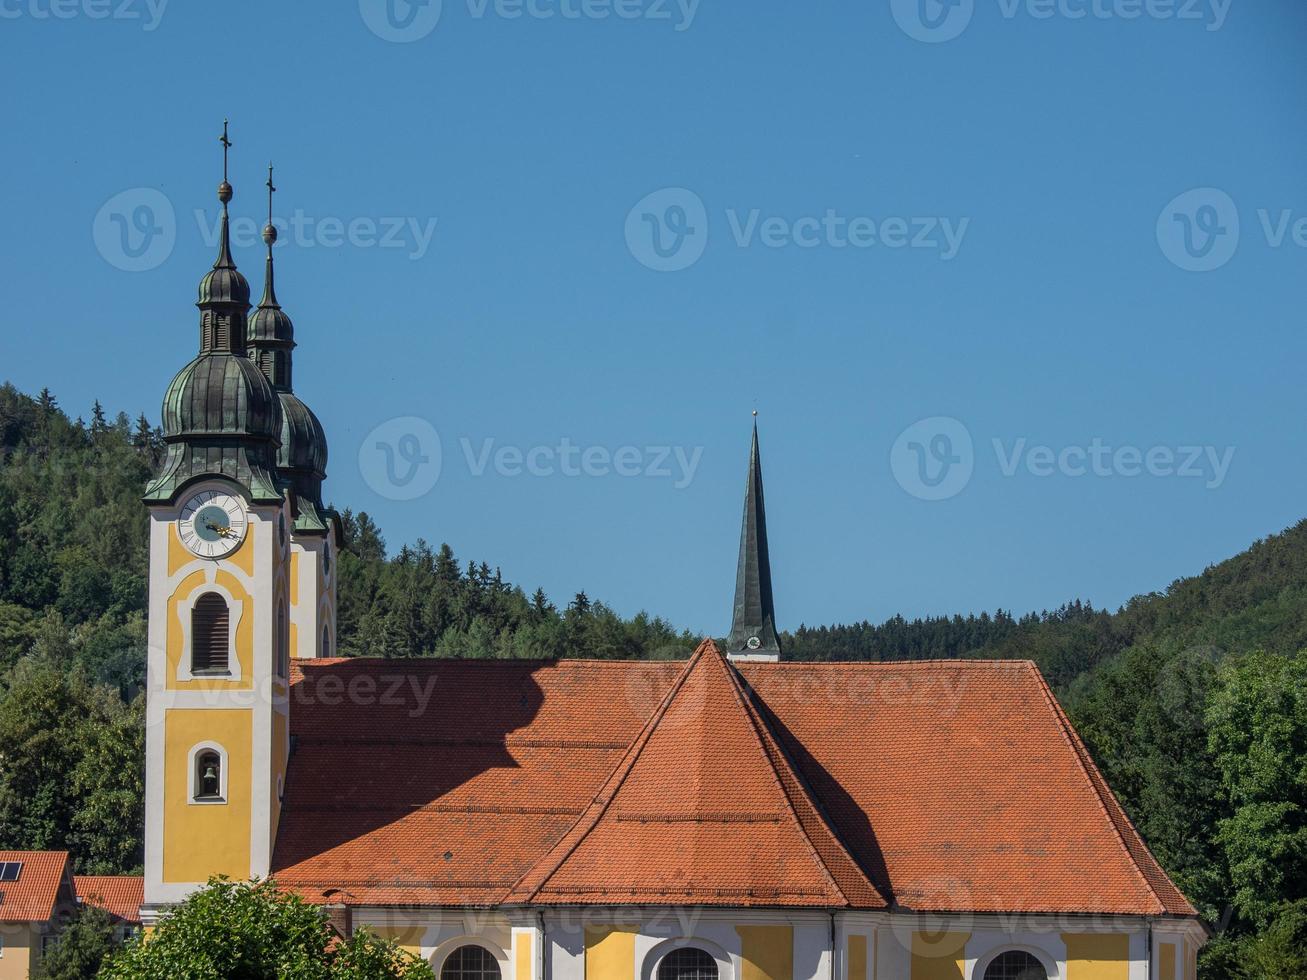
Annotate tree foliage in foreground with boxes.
[31,903,120,980]
[102,878,434,980]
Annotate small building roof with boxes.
[74,876,144,924]
[0,851,74,923]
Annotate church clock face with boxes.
[178,490,248,559]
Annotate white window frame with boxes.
[187,741,230,805]
[176,582,244,682]
[971,945,1061,980]
[643,937,732,980]
[432,938,509,980]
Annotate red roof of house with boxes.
[0,851,73,922]
[273,641,1195,917]
[74,876,144,924]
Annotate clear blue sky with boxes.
[3,1,1305,637]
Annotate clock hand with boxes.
[204,521,234,539]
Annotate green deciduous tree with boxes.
[31,903,120,980]
[102,879,434,980]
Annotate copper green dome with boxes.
[278,391,328,482]
[161,353,281,441]
[248,301,293,345]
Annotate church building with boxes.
[139,131,1206,980]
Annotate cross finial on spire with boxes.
[219,119,232,182]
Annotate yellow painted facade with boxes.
[375,926,425,957]
[162,708,252,883]
[1062,934,1129,980]
[584,926,637,980]
[909,931,967,980]
[1158,942,1175,980]
[0,924,36,980]
[515,931,534,980]
[736,925,793,980]
[847,934,868,980]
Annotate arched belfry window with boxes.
[321,624,331,659]
[194,749,223,802]
[441,945,501,980]
[657,949,718,980]
[191,593,230,674]
[983,951,1051,980]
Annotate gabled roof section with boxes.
[508,640,886,907]
[0,851,73,923]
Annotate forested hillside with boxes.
[1,383,1304,976]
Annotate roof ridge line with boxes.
[504,640,713,902]
[725,659,887,908]
[1027,663,1170,915]
[714,654,849,904]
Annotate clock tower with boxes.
[141,126,318,916]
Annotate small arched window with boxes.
[657,948,718,980]
[441,945,501,980]
[194,750,223,802]
[321,624,331,659]
[191,593,230,674]
[983,951,1050,980]
[276,599,289,677]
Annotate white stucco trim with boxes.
[431,935,512,976]
[185,741,230,804]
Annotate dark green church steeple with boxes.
[145,122,282,504]
[726,414,782,660]
[247,165,333,534]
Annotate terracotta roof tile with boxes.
[273,652,1195,917]
[0,851,72,923]
[74,876,144,924]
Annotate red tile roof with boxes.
[0,851,73,923]
[273,642,1195,917]
[74,876,144,924]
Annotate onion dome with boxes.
[145,123,282,504]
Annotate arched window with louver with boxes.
[191,592,230,674]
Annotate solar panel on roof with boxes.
[0,862,21,881]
